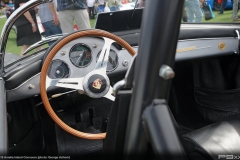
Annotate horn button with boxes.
[83,71,110,98]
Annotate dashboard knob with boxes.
[28,84,35,89]
[93,44,98,48]
[159,65,175,80]
[61,51,66,55]
[122,60,128,67]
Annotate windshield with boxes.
[2,0,142,66]
[1,0,236,67]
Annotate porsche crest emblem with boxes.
[92,78,102,89]
[218,42,226,50]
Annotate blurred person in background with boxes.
[218,0,227,14]
[0,1,5,7]
[138,0,145,8]
[4,4,14,18]
[14,0,42,56]
[182,8,188,22]
[38,1,62,46]
[218,0,235,15]
[57,0,90,34]
[2,0,14,19]
[182,1,188,22]
[233,0,240,21]
[108,0,119,11]
[87,0,95,19]
[96,0,105,13]
[185,0,203,23]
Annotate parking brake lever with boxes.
[235,30,240,54]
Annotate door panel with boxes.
[0,78,8,155]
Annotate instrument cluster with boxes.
[47,42,119,79]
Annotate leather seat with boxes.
[182,118,240,160]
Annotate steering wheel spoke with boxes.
[46,76,84,90]
[95,37,114,74]
[104,86,115,101]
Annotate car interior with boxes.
[1,0,240,159]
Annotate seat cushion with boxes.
[182,118,240,160]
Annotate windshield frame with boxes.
[0,0,46,74]
[123,0,186,156]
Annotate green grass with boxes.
[0,11,238,55]
[0,18,97,55]
[6,30,22,55]
[90,19,96,28]
[0,18,22,55]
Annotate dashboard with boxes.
[4,32,239,103]
[47,37,132,80]
[6,37,135,102]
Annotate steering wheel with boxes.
[40,29,136,140]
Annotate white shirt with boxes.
[87,0,95,7]
[98,0,105,5]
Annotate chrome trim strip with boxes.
[23,34,64,55]
[5,50,46,70]
[123,38,236,49]
[178,37,236,42]
[6,73,40,91]
[195,46,211,50]
[235,30,240,54]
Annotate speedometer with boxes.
[48,60,70,79]
[96,49,119,72]
[69,43,92,68]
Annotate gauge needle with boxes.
[76,51,84,65]
[109,56,113,63]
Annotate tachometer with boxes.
[69,43,92,68]
[48,60,70,79]
[96,49,119,72]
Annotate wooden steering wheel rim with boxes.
[40,29,136,140]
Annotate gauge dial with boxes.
[96,49,119,72]
[48,60,70,79]
[69,44,92,68]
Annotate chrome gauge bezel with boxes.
[48,59,70,79]
[96,49,119,72]
[69,43,93,68]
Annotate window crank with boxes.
[235,30,240,54]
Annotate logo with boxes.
[218,42,226,50]
[176,46,197,53]
[176,46,211,53]
[218,155,240,159]
[92,78,102,89]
